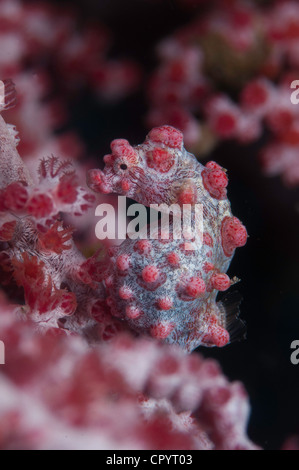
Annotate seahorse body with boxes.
[87,126,247,352]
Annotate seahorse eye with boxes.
[120,163,128,170]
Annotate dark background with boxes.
[44,0,299,449]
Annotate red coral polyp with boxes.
[59,291,77,316]
[56,173,78,204]
[3,182,28,211]
[26,193,54,219]
[38,221,73,254]
[12,253,45,288]
[0,221,17,242]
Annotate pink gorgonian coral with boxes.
[147,0,299,187]
[0,79,126,340]
[0,0,140,170]
[0,292,258,450]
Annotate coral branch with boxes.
[0,114,32,188]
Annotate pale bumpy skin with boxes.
[87,126,247,352]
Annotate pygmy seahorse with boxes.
[87,125,247,352]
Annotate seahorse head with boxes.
[87,126,198,206]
